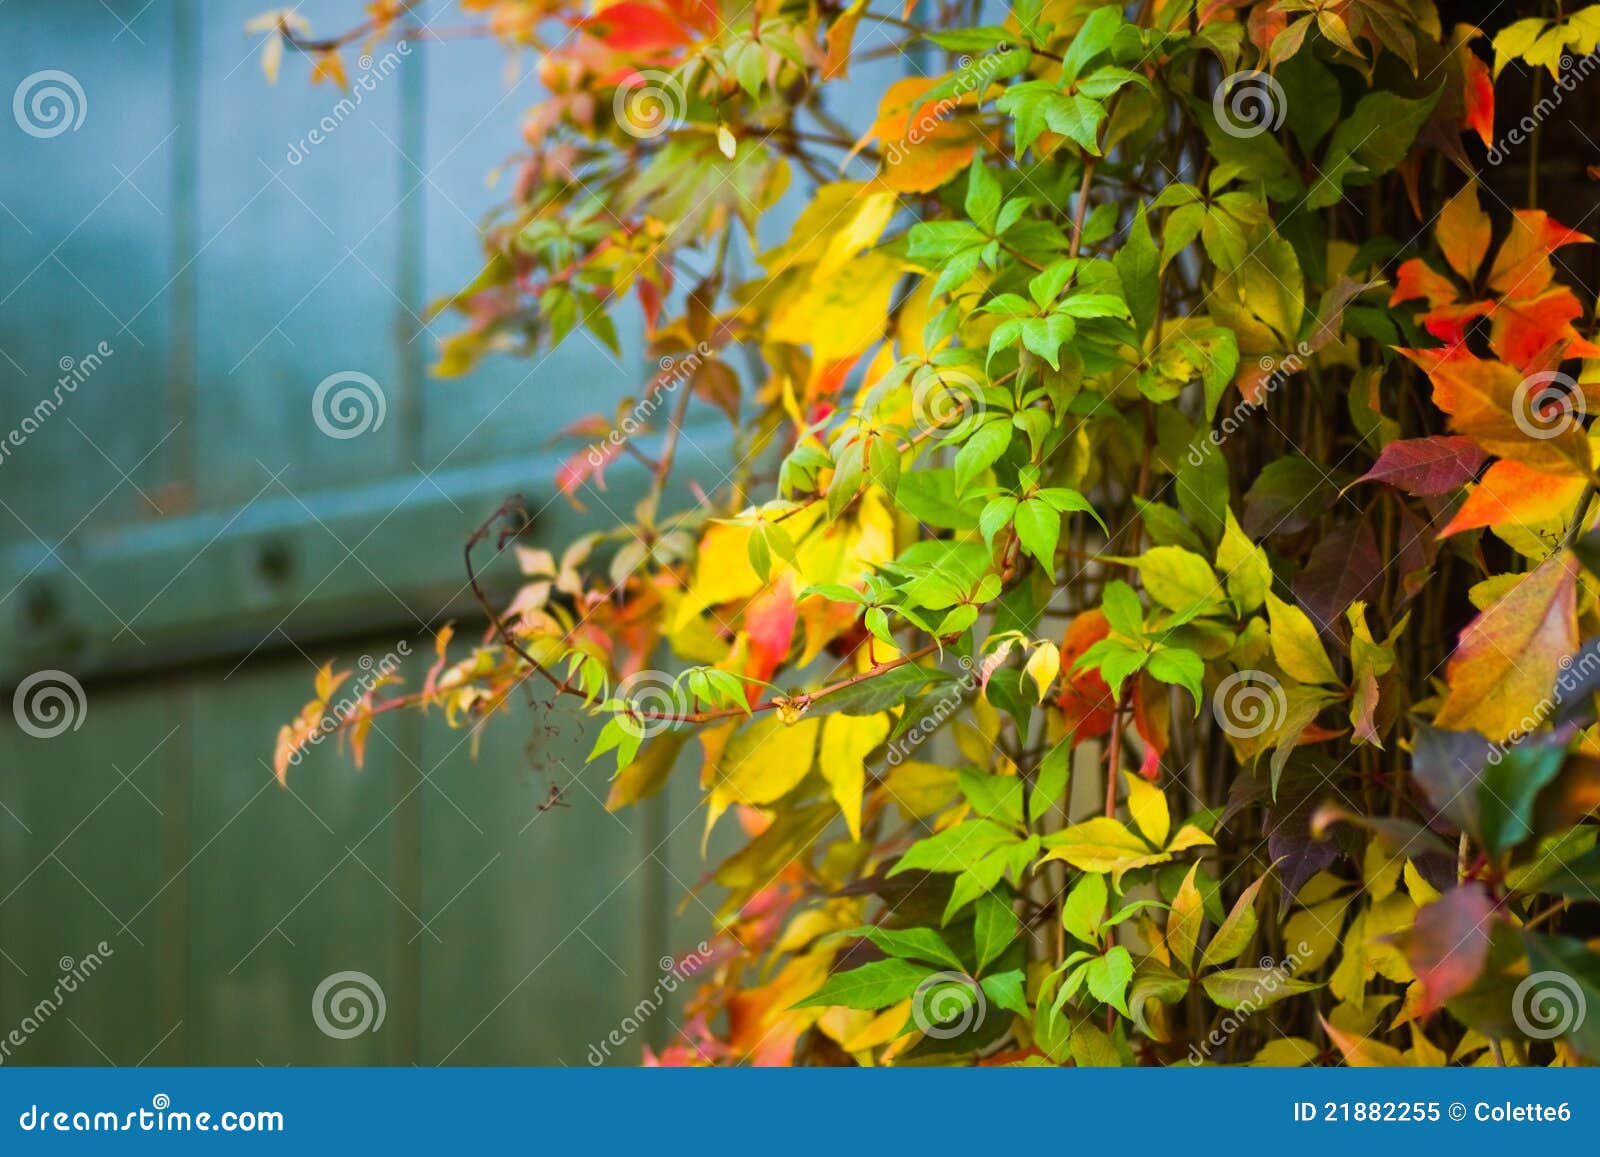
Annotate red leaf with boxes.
[1355,436,1486,496]
[1294,517,1382,630]
[744,576,798,686]
[1407,882,1495,1016]
[1460,48,1494,147]
[578,2,696,52]
[1055,611,1115,741]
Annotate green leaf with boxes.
[1201,968,1319,1010]
[1061,871,1108,946]
[1085,945,1134,1016]
[1147,647,1204,709]
[974,892,1019,972]
[1307,88,1440,208]
[1479,740,1566,856]
[815,664,953,718]
[792,958,936,1010]
[954,418,1013,493]
[891,819,1019,876]
[1199,877,1264,968]
[964,160,1002,233]
[1036,487,1107,532]
[847,925,966,972]
[1013,498,1062,568]
[1059,5,1124,86]
[1115,204,1159,337]
[1100,580,1144,637]
[980,969,1032,1019]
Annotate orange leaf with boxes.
[1433,550,1578,742]
[1435,185,1491,281]
[1486,209,1592,298]
[1438,458,1586,538]
[1056,611,1115,741]
[861,77,983,194]
[1425,354,1591,475]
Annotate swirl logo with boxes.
[613,70,686,139]
[911,971,986,1040]
[13,670,86,739]
[312,371,386,439]
[13,71,87,139]
[1211,669,1287,740]
[1212,71,1285,140]
[614,669,689,739]
[911,369,985,435]
[1512,969,1586,1041]
[312,970,387,1039]
[151,1094,171,1111]
[1512,370,1585,442]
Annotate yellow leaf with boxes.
[819,712,890,839]
[1122,769,1170,848]
[1216,510,1270,614]
[1165,824,1215,853]
[1166,863,1203,972]
[1042,817,1170,883]
[1266,591,1341,686]
[768,251,905,362]
[1025,641,1061,703]
[711,714,820,807]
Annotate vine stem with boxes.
[1561,481,1598,549]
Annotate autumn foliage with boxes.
[266,1,1600,1066]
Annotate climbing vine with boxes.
[263,0,1600,1066]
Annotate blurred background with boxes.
[0,0,740,1065]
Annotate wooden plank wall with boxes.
[0,0,721,1064]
